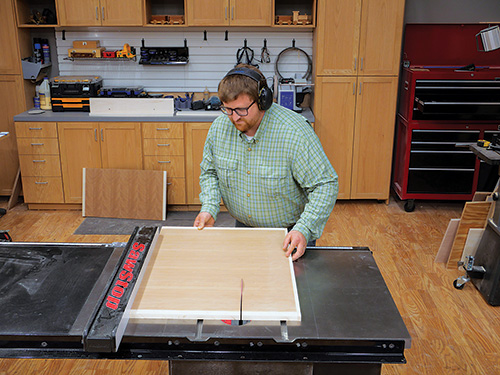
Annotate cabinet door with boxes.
[0,0,21,74]
[230,0,272,26]
[185,122,210,204]
[314,77,357,199]
[58,122,102,203]
[351,77,398,199]
[57,0,102,26]
[0,76,26,195]
[99,122,143,169]
[187,0,228,26]
[101,0,143,26]
[315,0,362,76]
[358,0,405,75]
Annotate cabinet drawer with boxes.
[409,150,476,168]
[143,139,184,155]
[407,169,474,194]
[15,122,58,138]
[167,177,186,205]
[16,138,60,155]
[18,155,61,176]
[144,155,185,177]
[21,176,64,203]
[142,123,184,139]
[411,129,479,143]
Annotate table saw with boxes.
[0,226,410,374]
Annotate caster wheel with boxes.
[453,279,465,290]
[404,200,415,212]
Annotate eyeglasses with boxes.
[220,100,256,116]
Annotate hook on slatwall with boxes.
[62,30,66,40]
[204,30,207,41]
[225,30,229,41]
[292,39,296,48]
[184,39,188,48]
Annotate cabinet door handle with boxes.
[32,160,46,163]
[360,57,364,71]
[354,58,357,71]
[31,143,44,146]
[157,143,170,147]
[156,128,170,131]
[96,6,99,20]
[167,182,172,186]
[158,160,171,164]
[95,128,97,141]
[35,181,48,185]
[225,7,228,20]
[353,82,356,95]
[101,129,104,142]
[359,82,362,95]
[29,127,42,130]
[231,6,234,20]
[102,7,105,21]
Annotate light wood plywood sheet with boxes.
[131,227,301,321]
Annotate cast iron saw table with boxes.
[0,226,410,375]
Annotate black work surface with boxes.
[0,243,119,337]
[470,144,500,165]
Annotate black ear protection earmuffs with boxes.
[224,67,273,111]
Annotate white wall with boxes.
[55,28,313,93]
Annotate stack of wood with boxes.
[436,182,499,268]
[150,15,185,25]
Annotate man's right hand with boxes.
[193,212,215,229]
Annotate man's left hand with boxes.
[283,230,307,261]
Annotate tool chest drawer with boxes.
[142,123,184,139]
[143,155,185,177]
[18,155,61,177]
[15,122,58,138]
[21,177,64,203]
[16,138,60,155]
[407,168,475,194]
[143,139,184,156]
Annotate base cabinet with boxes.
[185,122,210,204]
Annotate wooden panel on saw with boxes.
[83,168,167,220]
[131,227,301,321]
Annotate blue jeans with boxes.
[235,220,316,247]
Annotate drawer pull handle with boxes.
[167,182,172,186]
[156,128,170,131]
[158,143,170,147]
[31,143,44,146]
[32,160,46,163]
[35,181,48,185]
[29,127,42,130]
[158,161,172,163]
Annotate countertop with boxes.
[14,108,315,123]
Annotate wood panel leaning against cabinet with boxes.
[313,0,405,201]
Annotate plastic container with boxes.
[203,87,210,102]
[39,77,52,110]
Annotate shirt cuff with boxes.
[200,204,219,222]
[291,223,312,243]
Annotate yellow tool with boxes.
[477,139,491,148]
[116,44,136,58]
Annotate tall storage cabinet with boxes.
[313,0,405,200]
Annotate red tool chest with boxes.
[393,24,500,211]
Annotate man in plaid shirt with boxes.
[194,64,338,260]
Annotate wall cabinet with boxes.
[187,0,272,26]
[58,122,142,203]
[185,122,210,204]
[315,0,404,76]
[57,0,143,26]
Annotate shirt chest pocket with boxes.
[216,157,237,188]
[259,165,288,195]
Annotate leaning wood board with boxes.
[130,227,301,321]
[83,168,167,220]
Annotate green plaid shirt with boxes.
[199,103,338,242]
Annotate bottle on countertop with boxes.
[33,85,41,109]
[33,41,43,63]
[39,77,52,110]
[203,87,210,102]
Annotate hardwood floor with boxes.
[0,196,499,374]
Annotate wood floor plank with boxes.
[1,196,499,374]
